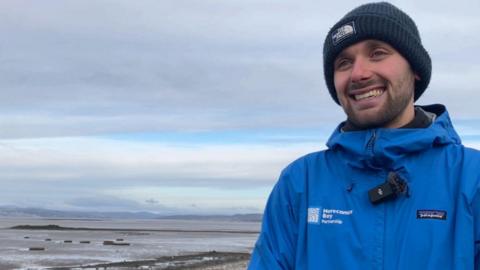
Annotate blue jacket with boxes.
[249,105,480,270]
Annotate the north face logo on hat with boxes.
[332,21,356,45]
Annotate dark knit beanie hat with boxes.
[323,2,431,105]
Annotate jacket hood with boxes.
[326,104,461,169]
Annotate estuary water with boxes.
[0,217,260,270]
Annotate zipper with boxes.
[366,130,377,156]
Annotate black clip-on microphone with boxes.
[368,172,409,205]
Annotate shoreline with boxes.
[2,220,257,270]
[46,251,251,270]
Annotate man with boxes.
[249,2,480,269]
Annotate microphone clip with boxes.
[368,172,408,205]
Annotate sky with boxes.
[1,0,480,215]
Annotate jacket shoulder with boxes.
[273,150,327,198]
[281,150,327,178]
[463,146,480,159]
[455,146,480,205]
[459,146,480,172]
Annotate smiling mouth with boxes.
[353,88,384,101]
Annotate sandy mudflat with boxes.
[0,262,20,270]
[47,251,250,270]
[192,259,249,270]
[3,220,257,270]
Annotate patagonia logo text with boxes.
[332,21,356,45]
[416,210,447,220]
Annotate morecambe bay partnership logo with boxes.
[308,207,353,225]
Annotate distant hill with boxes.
[0,206,262,222]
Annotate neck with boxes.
[342,106,433,132]
[384,104,415,128]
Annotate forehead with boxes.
[336,39,397,58]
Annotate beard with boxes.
[343,76,415,129]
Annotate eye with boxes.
[371,48,389,60]
[334,58,352,71]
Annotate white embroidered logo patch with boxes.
[308,207,353,225]
[308,207,320,224]
[332,21,356,45]
[417,210,447,220]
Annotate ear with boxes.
[414,73,421,81]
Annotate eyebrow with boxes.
[334,50,351,65]
[364,40,393,50]
[335,40,393,63]
[336,51,348,61]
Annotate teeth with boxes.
[354,89,383,100]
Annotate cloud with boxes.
[145,198,159,205]
[0,0,342,139]
[0,135,320,213]
[66,196,145,210]
[1,0,480,213]
[0,136,318,186]
[2,1,478,139]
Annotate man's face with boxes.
[333,39,417,129]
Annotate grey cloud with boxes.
[0,1,478,136]
[1,0,480,214]
[65,196,181,213]
[145,198,159,205]
[67,196,144,209]
[0,0,343,139]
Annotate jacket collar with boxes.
[326,104,461,170]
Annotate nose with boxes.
[350,57,372,83]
